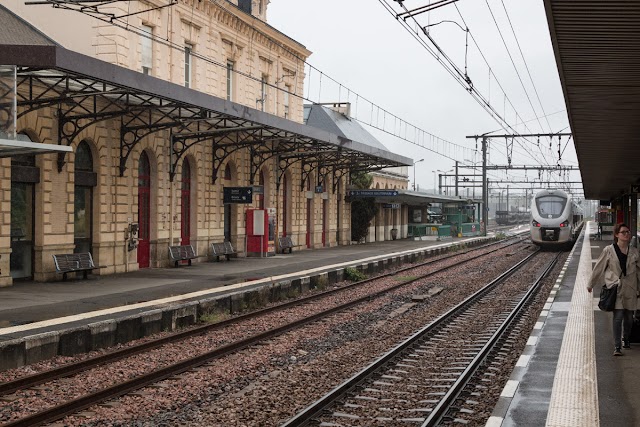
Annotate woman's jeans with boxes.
[613,309,634,348]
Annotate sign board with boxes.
[252,185,264,195]
[382,203,401,209]
[348,190,399,197]
[632,185,640,194]
[223,186,253,204]
[315,185,324,194]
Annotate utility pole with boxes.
[482,137,487,236]
[455,160,459,196]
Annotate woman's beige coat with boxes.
[588,244,640,310]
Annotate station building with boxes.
[0,1,414,286]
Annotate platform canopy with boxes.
[0,136,72,158]
[544,0,640,200]
[0,5,411,181]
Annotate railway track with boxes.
[0,237,533,427]
[282,250,560,427]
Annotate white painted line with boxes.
[544,303,553,310]
[527,336,538,346]
[485,416,504,427]
[516,355,531,367]
[540,310,549,317]
[533,321,544,330]
[500,380,519,397]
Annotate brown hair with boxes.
[614,222,630,243]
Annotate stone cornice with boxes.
[176,0,311,62]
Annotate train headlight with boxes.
[532,220,541,227]
[560,220,569,227]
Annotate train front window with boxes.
[536,196,566,218]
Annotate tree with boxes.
[350,172,378,242]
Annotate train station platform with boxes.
[492,221,640,427]
[0,232,503,370]
[2,223,630,427]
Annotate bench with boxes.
[211,241,237,261]
[169,244,197,267]
[278,236,300,254]
[52,252,105,281]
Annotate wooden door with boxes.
[181,160,191,245]
[137,152,151,268]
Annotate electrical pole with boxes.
[455,160,459,196]
[482,136,487,236]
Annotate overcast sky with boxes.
[269,0,579,197]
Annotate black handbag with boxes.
[598,284,618,311]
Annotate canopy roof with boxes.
[0,5,411,177]
[544,0,640,200]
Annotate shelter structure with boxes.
[0,2,411,285]
[544,0,640,237]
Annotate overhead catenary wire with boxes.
[452,2,557,166]
[39,0,479,164]
[30,0,577,190]
[499,0,554,135]
[380,0,555,168]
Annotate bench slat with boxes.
[278,236,297,254]
[169,245,197,267]
[211,241,237,261]
[52,252,102,280]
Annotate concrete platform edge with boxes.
[0,237,496,371]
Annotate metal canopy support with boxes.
[7,65,408,183]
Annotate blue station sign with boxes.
[348,190,399,197]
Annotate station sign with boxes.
[223,186,253,204]
[348,190,399,197]
[383,203,401,209]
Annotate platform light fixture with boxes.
[413,159,424,191]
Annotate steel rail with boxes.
[1,239,526,427]
[280,249,541,427]
[0,237,514,396]
[421,251,561,426]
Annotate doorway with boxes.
[137,152,151,268]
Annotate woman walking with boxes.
[588,223,640,356]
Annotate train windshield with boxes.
[536,195,566,218]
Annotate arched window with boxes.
[75,141,93,171]
[74,141,96,254]
[10,136,37,280]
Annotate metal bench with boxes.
[169,244,197,267]
[278,236,300,254]
[52,252,105,281]
[211,241,237,261]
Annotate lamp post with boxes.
[413,159,424,191]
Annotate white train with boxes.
[530,189,584,248]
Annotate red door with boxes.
[137,152,151,268]
[282,174,288,237]
[306,180,312,248]
[322,198,328,246]
[181,159,191,245]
